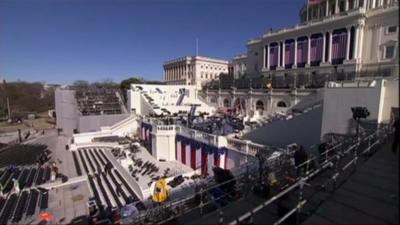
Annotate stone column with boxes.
[263,45,267,69]
[282,42,286,67]
[186,64,188,83]
[357,24,364,61]
[326,0,329,16]
[345,0,349,10]
[294,39,298,67]
[353,26,360,60]
[277,42,281,67]
[307,36,311,65]
[328,31,333,63]
[322,32,326,62]
[267,44,270,70]
[371,0,376,8]
[335,0,339,13]
[174,66,176,80]
[179,65,182,80]
[346,27,351,60]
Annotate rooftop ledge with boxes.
[247,3,398,45]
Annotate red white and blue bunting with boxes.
[141,123,152,144]
[175,135,227,176]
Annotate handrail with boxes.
[228,128,387,225]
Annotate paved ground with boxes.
[304,140,399,225]
[29,131,90,224]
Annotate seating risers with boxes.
[72,151,82,176]
[26,189,39,216]
[12,191,29,222]
[0,193,17,224]
[4,169,21,193]
[77,148,140,211]
[25,168,37,188]
[39,190,49,210]
[34,167,44,186]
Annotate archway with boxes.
[233,97,246,114]
[255,100,265,115]
[277,101,287,108]
[223,98,230,108]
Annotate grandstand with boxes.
[55,86,130,136]
[127,84,216,116]
[0,144,50,168]
[74,87,125,116]
[72,147,142,212]
[0,165,52,224]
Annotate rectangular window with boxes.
[348,0,354,9]
[339,0,345,12]
[330,2,336,14]
[384,45,395,59]
[386,26,398,34]
[312,6,318,18]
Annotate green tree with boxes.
[120,77,144,101]
[146,80,165,85]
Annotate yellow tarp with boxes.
[152,178,168,203]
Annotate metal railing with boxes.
[228,127,390,225]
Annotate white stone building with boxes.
[229,54,247,79]
[163,56,229,87]
[244,0,398,83]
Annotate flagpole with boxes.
[196,38,199,56]
[306,0,309,22]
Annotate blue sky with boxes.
[0,0,304,84]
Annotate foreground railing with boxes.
[121,125,390,225]
[228,127,390,225]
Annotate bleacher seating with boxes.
[0,165,52,224]
[26,189,39,216]
[74,148,140,211]
[74,87,122,116]
[132,85,215,116]
[92,136,130,145]
[0,144,50,168]
[0,193,17,224]
[12,190,29,222]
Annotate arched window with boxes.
[256,100,264,110]
[223,98,230,107]
[277,101,287,107]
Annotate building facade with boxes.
[163,56,229,87]
[229,54,247,79]
[245,0,398,86]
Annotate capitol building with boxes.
[242,0,398,87]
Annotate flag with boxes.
[266,82,272,89]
